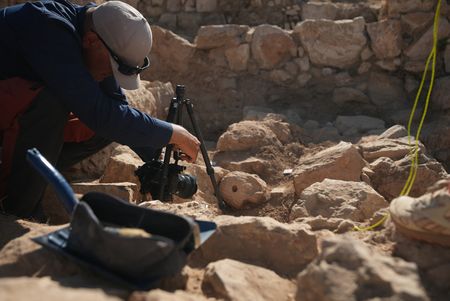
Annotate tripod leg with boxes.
[184,100,228,210]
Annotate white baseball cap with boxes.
[92,1,152,90]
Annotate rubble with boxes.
[1,0,450,300]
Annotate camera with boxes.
[135,159,198,201]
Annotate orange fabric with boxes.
[0,79,95,198]
[64,113,95,143]
[0,78,43,197]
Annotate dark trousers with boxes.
[1,87,110,218]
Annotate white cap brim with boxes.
[110,56,140,90]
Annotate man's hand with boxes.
[169,124,200,163]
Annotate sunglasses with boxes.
[94,31,150,76]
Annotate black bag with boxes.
[34,192,215,289]
[28,148,216,290]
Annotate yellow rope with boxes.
[354,0,442,231]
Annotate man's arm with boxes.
[12,15,172,149]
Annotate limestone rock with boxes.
[301,2,338,20]
[100,148,143,186]
[405,17,450,60]
[314,127,341,143]
[214,154,271,181]
[125,80,173,119]
[379,124,408,139]
[422,117,450,170]
[366,19,402,59]
[332,87,370,105]
[335,115,385,135]
[294,17,366,68]
[219,171,269,209]
[203,259,296,301]
[251,25,296,69]
[368,71,406,108]
[192,215,318,276]
[225,44,250,72]
[293,142,365,194]
[0,277,123,301]
[401,12,434,38]
[216,120,282,152]
[296,236,429,301]
[196,0,217,13]
[139,200,218,221]
[64,143,118,181]
[195,25,249,49]
[431,76,450,110]
[125,80,157,116]
[72,182,137,203]
[394,230,450,292]
[368,155,447,201]
[292,215,356,233]
[300,179,388,222]
[0,224,81,277]
[359,137,420,162]
[150,26,195,73]
[262,119,292,144]
[184,164,228,197]
[387,0,435,16]
[270,69,293,84]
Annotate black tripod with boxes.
[156,85,227,210]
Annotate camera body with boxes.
[135,159,198,201]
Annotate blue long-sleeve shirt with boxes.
[0,0,172,159]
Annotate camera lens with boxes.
[175,174,198,198]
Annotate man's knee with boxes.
[22,88,69,127]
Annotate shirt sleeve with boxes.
[11,13,173,149]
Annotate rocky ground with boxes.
[2,0,450,300]
[1,101,450,300]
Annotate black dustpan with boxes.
[27,148,217,290]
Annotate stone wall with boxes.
[138,0,450,168]
[134,0,381,39]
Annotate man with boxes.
[0,0,200,219]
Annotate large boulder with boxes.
[368,71,406,108]
[203,259,296,301]
[195,25,249,49]
[301,2,338,20]
[300,179,388,222]
[191,216,318,276]
[148,26,195,73]
[216,120,282,152]
[225,43,250,72]
[387,0,434,16]
[294,17,366,68]
[366,19,402,59]
[404,17,450,60]
[359,137,422,162]
[368,154,447,201]
[296,236,429,301]
[251,25,296,69]
[293,142,366,195]
[100,146,143,186]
